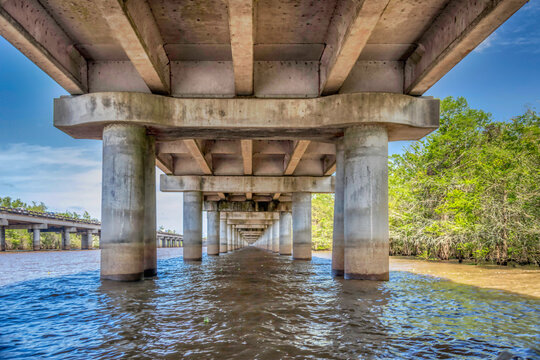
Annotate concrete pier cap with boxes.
[54,92,439,141]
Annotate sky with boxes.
[0,2,539,233]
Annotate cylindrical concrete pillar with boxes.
[33,229,40,251]
[207,211,220,255]
[344,125,389,281]
[143,135,157,277]
[62,228,71,250]
[101,124,146,281]
[81,232,92,250]
[332,139,345,276]
[161,237,166,248]
[279,211,292,255]
[227,224,232,252]
[292,192,312,260]
[219,217,227,253]
[0,226,6,251]
[183,191,203,261]
[272,219,279,253]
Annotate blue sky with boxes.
[0,2,539,232]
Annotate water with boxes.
[0,248,538,359]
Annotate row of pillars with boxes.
[157,237,182,248]
[0,226,95,251]
[99,123,389,281]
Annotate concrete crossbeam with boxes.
[54,92,439,142]
[203,201,291,212]
[161,176,334,193]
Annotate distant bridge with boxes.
[0,207,182,251]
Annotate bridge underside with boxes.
[0,0,526,281]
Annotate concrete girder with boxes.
[203,201,291,212]
[228,0,254,95]
[320,0,390,95]
[161,176,334,194]
[10,223,47,230]
[0,0,88,94]
[54,92,439,142]
[404,0,528,95]
[96,0,170,94]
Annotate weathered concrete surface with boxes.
[183,191,203,261]
[272,220,279,253]
[54,92,439,142]
[227,224,232,252]
[344,125,389,281]
[292,193,312,260]
[279,212,292,255]
[203,201,291,213]
[2,0,524,98]
[101,124,146,281]
[219,215,228,253]
[332,140,345,276]
[62,227,72,250]
[143,135,157,277]
[161,176,334,194]
[1,226,6,251]
[207,211,219,255]
[32,229,40,251]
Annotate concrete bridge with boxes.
[0,0,526,281]
[0,206,182,250]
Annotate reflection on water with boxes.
[0,248,539,359]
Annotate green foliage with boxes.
[389,97,540,265]
[311,193,334,250]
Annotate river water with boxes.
[0,248,538,359]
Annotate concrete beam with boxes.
[161,175,334,194]
[97,0,170,94]
[203,201,291,212]
[0,218,7,226]
[9,223,47,230]
[320,0,390,95]
[156,154,174,175]
[184,139,212,175]
[284,140,310,175]
[55,92,439,142]
[0,0,87,94]
[404,0,527,95]
[241,140,253,175]
[228,0,254,95]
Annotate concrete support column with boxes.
[32,229,41,251]
[227,224,232,252]
[344,125,389,281]
[183,191,203,261]
[62,228,71,250]
[332,139,345,276]
[279,211,292,255]
[161,237,166,248]
[82,232,92,250]
[220,217,227,253]
[143,135,157,277]
[207,211,220,256]
[101,124,146,281]
[0,226,5,251]
[292,192,312,260]
[272,219,279,253]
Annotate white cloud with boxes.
[0,143,185,233]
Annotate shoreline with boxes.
[313,251,540,298]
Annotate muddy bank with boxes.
[313,252,540,298]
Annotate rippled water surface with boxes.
[0,248,539,359]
